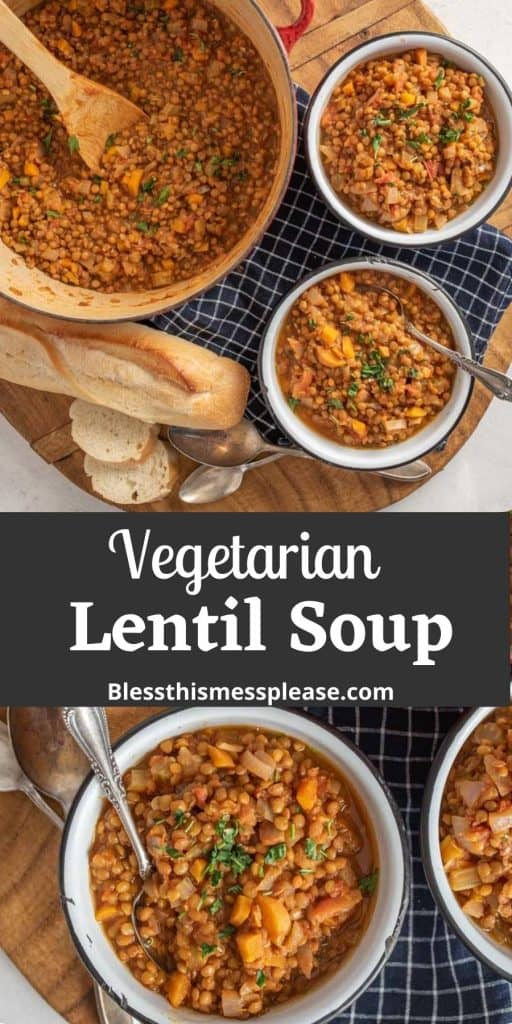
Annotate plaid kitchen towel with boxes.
[307,706,512,1024]
[151,88,512,445]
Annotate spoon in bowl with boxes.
[356,282,512,401]
[62,707,171,973]
[6,708,137,1024]
[0,0,145,174]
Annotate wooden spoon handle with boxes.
[0,0,71,99]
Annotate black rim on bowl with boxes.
[420,706,512,982]
[303,31,512,249]
[59,707,411,1024]
[257,254,475,472]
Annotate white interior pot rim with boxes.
[304,30,512,249]
[258,255,474,471]
[421,706,512,981]
[59,707,410,1024]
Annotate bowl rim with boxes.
[59,707,411,1024]
[420,705,512,982]
[303,30,512,249]
[0,0,298,325]
[257,253,475,471]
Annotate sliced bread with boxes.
[70,399,158,464]
[84,440,178,505]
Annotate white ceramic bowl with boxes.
[60,707,410,1024]
[258,256,473,471]
[421,706,512,980]
[305,31,512,247]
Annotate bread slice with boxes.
[84,440,178,505]
[70,399,158,465]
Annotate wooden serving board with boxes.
[1,0,511,512]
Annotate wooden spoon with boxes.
[0,0,145,174]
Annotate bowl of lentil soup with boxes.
[305,32,512,247]
[0,0,307,322]
[259,257,473,471]
[422,706,512,981]
[60,707,409,1023]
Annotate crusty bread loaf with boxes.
[84,440,178,505]
[70,400,158,465]
[0,298,250,429]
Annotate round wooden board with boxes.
[0,0,511,512]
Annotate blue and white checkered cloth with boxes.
[309,707,512,1024]
[151,88,512,445]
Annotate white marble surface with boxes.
[0,0,511,514]
[0,3,511,1008]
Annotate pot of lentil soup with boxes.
[305,32,512,247]
[60,707,409,1023]
[421,706,512,982]
[0,0,313,322]
[259,256,474,471]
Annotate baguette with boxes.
[0,298,250,429]
[70,400,158,465]
[84,440,178,505]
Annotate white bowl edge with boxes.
[259,257,473,470]
[424,706,512,979]
[306,32,512,247]
[61,707,409,1024]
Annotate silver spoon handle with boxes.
[21,779,64,829]
[406,323,512,401]
[63,707,152,879]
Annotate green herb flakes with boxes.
[359,869,379,894]
[68,135,80,154]
[264,843,286,864]
[256,971,266,988]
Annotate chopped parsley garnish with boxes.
[194,160,203,173]
[155,186,170,206]
[105,133,117,150]
[209,897,223,915]
[434,67,445,89]
[256,970,266,988]
[162,845,182,858]
[373,111,392,126]
[258,864,265,878]
[173,46,184,62]
[360,128,369,138]
[135,221,150,232]
[200,943,217,958]
[361,349,394,391]
[46,209,61,218]
[68,135,80,154]
[343,313,355,321]
[439,125,462,145]
[304,838,328,860]
[219,925,236,939]
[205,817,252,878]
[141,176,157,193]
[228,884,242,895]
[372,134,383,158]
[230,67,244,77]
[395,102,425,121]
[289,823,296,841]
[210,869,222,887]
[359,869,379,895]
[264,843,286,864]
[288,396,300,411]
[308,318,317,328]
[347,382,359,398]
[327,398,343,409]
[299,868,314,875]
[407,132,431,149]
[452,98,474,122]
[175,148,188,158]
[42,128,54,154]
[153,816,168,825]
[174,809,186,825]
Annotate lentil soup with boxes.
[0,0,279,292]
[320,48,497,234]
[275,268,456,449]
[89,726,377,1017]
[440,708,512,950]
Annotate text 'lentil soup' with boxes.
[90,726,377,1017]
[275,269,456,449]
[0,0,279,292]
[440,707,512,950]
[320,49,497,234]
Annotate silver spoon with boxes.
[357,282,512,401]
[169,417,310,468]
[179,452,431,504]
[62,707,170,974]
[6,708,138,1024]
